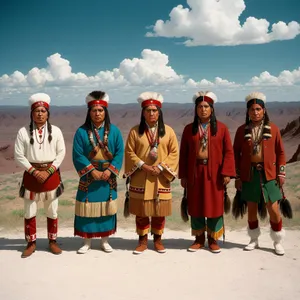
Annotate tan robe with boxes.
[124,124,179,217]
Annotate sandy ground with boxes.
[0,227,299,300]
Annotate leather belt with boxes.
[91,161,110,171]
[30,162,53,171]
[196,159,208,165]
[251,162,264,171]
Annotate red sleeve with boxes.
[233,126,244,179]
[221,126,236,177]
[178,125,190,179]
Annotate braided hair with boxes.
[192,96,217,136]
[29,109,52,145]
[138,106,166,138]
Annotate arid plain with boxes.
[0,102,300,300]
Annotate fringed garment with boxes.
[73,124,124,238]
[124,124,179,217]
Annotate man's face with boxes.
[90,105,105,125]
[143,105,159,125]
[32,106,48,126]
[196,101,212,120]
[248,103,265,123]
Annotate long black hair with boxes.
[83,91,111,132]
[192,96,217,136]
[29,109,52,145]
[244,99,271,139]
[138,106,166,138]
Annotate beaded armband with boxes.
[278,165,286,178]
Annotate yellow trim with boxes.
[136,228,149,236]
[75,199,117,217]
[151,228,164,235]
[207,226,224,241]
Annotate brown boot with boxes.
[133,235,148,254]
[188,234,205,252]
[21,241,36,258]
[49,240,62,255]
[154,234,166,253]
[208,237,221,253]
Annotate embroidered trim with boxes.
[129,186,171,194]
[160,162,177,178]
[129,186,145,194]
[47,165,56,175]
[123,164,139,178]
[48,233,57,240]
[78,164,94,177]
[25,233,36,242]
[108,164,119,177]
[28,167,36,174]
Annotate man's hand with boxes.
[91,169,103,181]
[223,176,231,185]
[277,176,285,187]
[181,178,187,188]
[101,169,112,181]
[34,170,50,184]
[151,166,161,176]
[142,164,153,174]
[235,178,242,191]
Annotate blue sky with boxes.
[0,0,299,105]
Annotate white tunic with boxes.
[14,122,66,202]
[14,123,66,171]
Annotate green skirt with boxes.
[241,168,281,203]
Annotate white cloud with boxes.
[0,50,299,105]
[247,67,300,86]
[146,0,300,46]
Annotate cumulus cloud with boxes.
[247,67,300,86]
[0,50,299,104]
[146,0,300,46]
[0,50,184,90]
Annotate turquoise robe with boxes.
[73,124,124,238]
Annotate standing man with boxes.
[124,92,179,254]
[179,91,235,253]
[73,91,123,254]
[14,93,66,258]
[233,92,286,255]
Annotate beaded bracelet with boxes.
[47,166,56,175]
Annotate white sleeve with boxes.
[52,127,66,169]
[14,128,32,171]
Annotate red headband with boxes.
[31,101,50,111]
[87,100,108,108]
[200,96,214,105]
[141,99,162,108]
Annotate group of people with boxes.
[14,89,287,258]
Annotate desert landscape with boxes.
[0,102,300,300]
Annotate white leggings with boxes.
[24,198,58,219]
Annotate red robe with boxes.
[179,121,235,218]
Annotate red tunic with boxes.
[179,121,235,218]
[233,122,286,182]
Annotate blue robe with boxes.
[73,124,124,238]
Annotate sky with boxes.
[0,0,300,105]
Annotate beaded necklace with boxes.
[145,123,159,162]
[35,125,46,149]
[251,121,263,155]
[88,123,113,160]
[198,121,209,151]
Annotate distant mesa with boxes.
[281,117,300,138]
[288,144,300,163]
